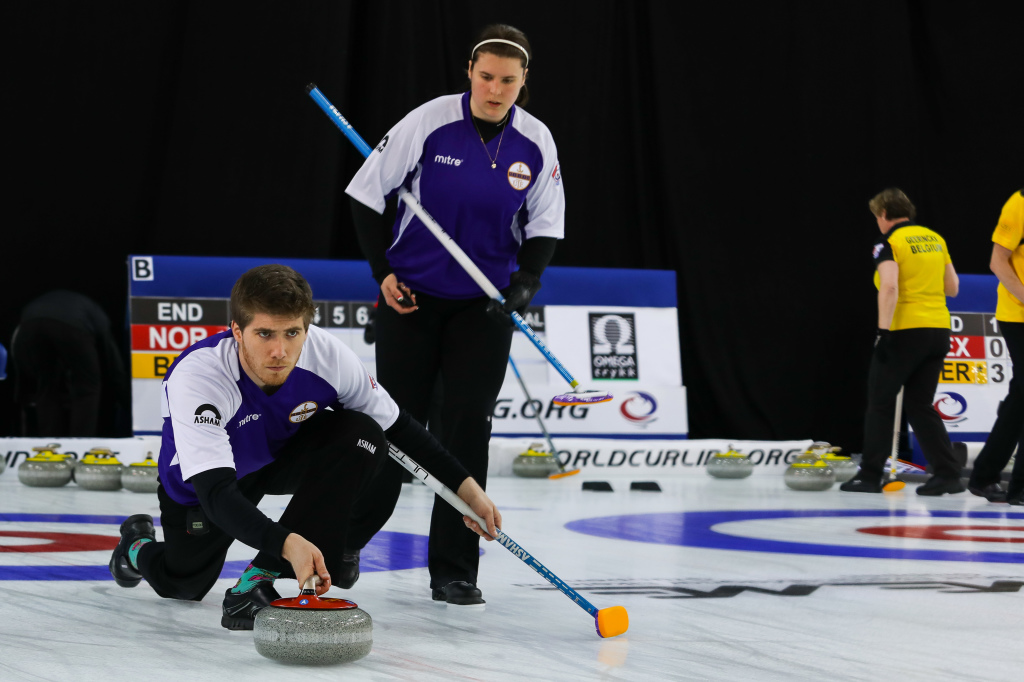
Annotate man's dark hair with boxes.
[230,264,316,331]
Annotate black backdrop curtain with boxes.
[4,1,1022,446]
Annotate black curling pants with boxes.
[136,409,386,601]
[860,327,960,481]
[345,292,513,590]
[969,321,1024,495]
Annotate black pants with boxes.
[136,409,386,601]
[861,327,960,480]
[12,319,101,436]
[346,293,513,589]
[970,321,1024,495]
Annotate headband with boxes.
[471,38,529,66]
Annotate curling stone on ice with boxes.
[75,449,124,491]
[706,448,756,479]
[18,444,74,487]
[784,459,836,491]
[122,453,159,493]
[512,444,561,478]
[254,576,373,665]
[819,446,857,483]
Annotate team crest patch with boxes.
[289,401,318,423]
[507,162,532,190]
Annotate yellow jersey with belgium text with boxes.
[992,190,1024,323]
[872,222,951,330]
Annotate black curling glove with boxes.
[485,271,542,327]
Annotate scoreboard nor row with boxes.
[129,297,376,379]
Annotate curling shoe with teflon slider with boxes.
[839,475,883,493]
[337,549,360,589]
[432,581,485,606]
[221,582,282,631]
[109,514,156,588]
[916,476,966,496]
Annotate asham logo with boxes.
[590,313,638,380]
[194,404,222,427]
[620,391,658,425]
[289,401,318,424]
[934,392,968,424]
[375,134,389,153]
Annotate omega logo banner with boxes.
[543,306,682,388]
[589,313,637,379]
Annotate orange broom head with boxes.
[883,480,906,492]
[596,606,629,638]
[548,468,581,479]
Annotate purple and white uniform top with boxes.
[345,92,565,299]
[158,325,398,506]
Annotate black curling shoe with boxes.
[221,582,282,631]
[432,581,485,606]
[109,514,156,588]
[337,549,360,589]
[839,477,883,493]
[916,476,966,496]
[968,481,1007,502]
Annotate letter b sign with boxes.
[132,257,154,281]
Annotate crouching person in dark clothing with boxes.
[109,264,501,629]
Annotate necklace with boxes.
[473,111,509,169]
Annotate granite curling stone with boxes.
[512,445,561,478]
[784,459,836,491]
[254,577,373,665]
[75,449,124,491]
[122,454,160,493]
[706,449,756,479]
[18,444,73,487]
[819,447,858,483]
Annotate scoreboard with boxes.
[927,274,1010,442]
[127,256,686,438]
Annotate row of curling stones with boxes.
[18,444,160,492]
[512,443,561,478]
[783,441,858,491]
[254,576,372,665]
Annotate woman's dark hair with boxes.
[868,188,917,222]
[469,24,531,106]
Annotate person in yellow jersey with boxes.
[967,189,1024,503]
[842,188,963,494]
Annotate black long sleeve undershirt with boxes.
[189,467,292,560]
[186,409,472,560]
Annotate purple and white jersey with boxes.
[158,325,399,506]
[345,92,565,298]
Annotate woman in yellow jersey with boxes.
[967,189,1024,503]
[842,188,963,495]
